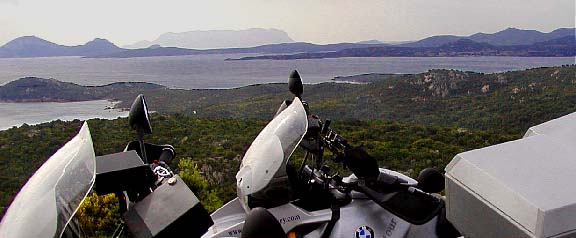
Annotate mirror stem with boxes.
[137,127,148,163]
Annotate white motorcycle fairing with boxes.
[0,122,96,238]
[236,97,308,212]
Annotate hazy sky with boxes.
[0,0,574,46]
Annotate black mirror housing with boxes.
[129,94,152,134]
[288,70,303,98]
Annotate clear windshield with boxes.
[0,122,96,238]
[236,97,308,206]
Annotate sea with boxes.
[0,100,127,131]
[0,54,573,130]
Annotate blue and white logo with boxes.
[355,226,375,238]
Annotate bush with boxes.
[76,193,121,238]
[178,158,223,213]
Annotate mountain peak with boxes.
[356,40,384,44]
[12,35,42,41]
[89,38,109,42]
[125,28,295,49]
[550,28,576,35]
[83,38,118,48]
[469,27,573,46]
[10,35,43,41]
[1,35,59,49]
[498,27,539,34]
[0,36,123,58]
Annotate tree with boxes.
[178,158,223,213]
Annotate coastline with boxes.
[1,63,575,105]
[0,56,573,89]
[0,64,574,130]
[0,100,128,131]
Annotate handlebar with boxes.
[310,119,381,181]
[158,147,175,164]
[302,165,331,188]
[301,164,443,225]
[356,181,443,225]
[285,77,444,226]
[298,109,443,225]
[320,120,348,156]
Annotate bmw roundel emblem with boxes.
[355,226,375,238]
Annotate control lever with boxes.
[321,119,331,134]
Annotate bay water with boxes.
[0,100,127,131]
[0,55,573,130]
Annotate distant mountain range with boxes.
[232,36,576,60]
[124,28,295,49]
[0,36,123,58]
[89,42,390,58]
[401,27,575,47]
[94,27,576,58]
[0,27,573,58]
[356,40,385,44]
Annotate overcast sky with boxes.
[0,0,574,46]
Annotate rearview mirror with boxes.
[129,94,152,134]
[129,94,152,163]
[289,70,303,98]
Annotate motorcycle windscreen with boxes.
[236,97,307,207]
[0,122,96,238]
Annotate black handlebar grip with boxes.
[344,146,380,181]
[159,148,175,164]
[417,168,445,193]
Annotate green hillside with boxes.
[112,65,576,134]
[3,66,574,134]
[0,115,518,219]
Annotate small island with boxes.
[0,77,165,103]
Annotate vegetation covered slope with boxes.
[0,115,518,219]
[112,65,576,135]
[3,66,574,135]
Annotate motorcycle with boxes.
[203,70,460,238]
[0,72,459,238]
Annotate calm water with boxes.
[0,100,127,130]
[0,55,573,130]
[0,55,573,89]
